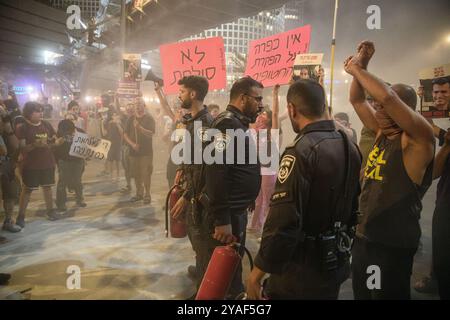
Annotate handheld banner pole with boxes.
[329,0,339,113]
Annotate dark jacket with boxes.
[205,105,261,227]
[255,120,361,277]
[181,106,213,201]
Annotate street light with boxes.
[446,34,450,43]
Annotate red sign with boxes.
[159,37,226,94]
[245,25,312,87]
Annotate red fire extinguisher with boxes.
[195,241,253,300]
[164,184,187,238]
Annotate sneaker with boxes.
[56,206,67,212]
[16,216,25,229]
[414,276,438,294]
[2,222,22,233]
[75,201,87,208]
[129,196,143,202]
[46,210,61,221]
[143,196,151,204]
[120,186,132,194]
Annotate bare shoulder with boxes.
[401,132,434,185]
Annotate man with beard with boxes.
[246,80,362,300]
[345,41,435,299]
[169,76,213,288]
[123,100,155,204]
[199,77,263,299]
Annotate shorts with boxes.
[22,168,55,189]
[129,155,153,178]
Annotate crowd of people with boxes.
[0,40,449,300]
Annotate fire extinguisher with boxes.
[195,241,253,300]
[164,184,187,238]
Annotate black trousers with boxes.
[352,237,417,300]
[198,211,247,298]
[56,160,84,208]
[186,204,203,288]
[432,204,450,300]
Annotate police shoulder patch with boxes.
[271,191,289,201]
[277,154,296,184]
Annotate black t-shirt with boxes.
[125,114,155,157]
[54,127,85,162]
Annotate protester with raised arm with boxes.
[345,41,435,299]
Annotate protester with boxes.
[0,101,20,232]
[42,97,53,120]
[103,109,122,180]
[246,79,361,300]
[66,100,85,130]
[207,104,220,119]
[118,103,135,194]
[16,102,62,226]
[201,76,263,298]
[431,128,450,299]
[54,119,86,211]
[169,76,213,292]
[123,99,155,204]
[346,41,434,299]
[154,82,187,187]
[248,85,280,236]
[334,112,358,143]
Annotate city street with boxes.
[0,138,440,300]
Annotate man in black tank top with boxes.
[345,41,435,299]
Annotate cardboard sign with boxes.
[159,37,226,94]
[293,53,323,79]
[245,25,311,87]
[117,81,140,97]
[419,63,450,119]
[69,131,111,161]
[123,53,142,82]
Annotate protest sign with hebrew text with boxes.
[245,25,311,87]
[159,37,226,94]
[69,131,111,161]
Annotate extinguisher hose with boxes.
[232,243,254,271]
[242,245,254,271]
[165,184,178,238]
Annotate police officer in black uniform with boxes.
[246,80,362,300]
[170,76,213,288]
[199,77,264,298]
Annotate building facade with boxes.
[51,0,100,20]
[187,7,286,86]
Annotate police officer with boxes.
[200,77,264,298]
[170,76,213,287]
[246,80,362,299]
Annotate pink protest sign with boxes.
[245,25,312,87]
[159,37,226,94]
